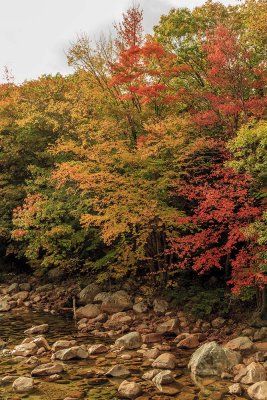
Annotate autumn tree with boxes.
[113,5,144,51]
[228,121,267,317]
[169,139,266,295]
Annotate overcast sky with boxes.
[1,0,239,83]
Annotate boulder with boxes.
[0,296,11,312]
[103,312,132,329]
[12,377,34,393]
[1,375,17,384]
[24,324,49,335]
[133,302,148,314]
[142,333,162,344]
[152,370,174,387]
[31,363,64,376]
[19,283,31,292]
[106,364,130,378]
[6,283,19,294]
[12,291,29,301]
[254,328,267,342]
[211,317,226,329]
[142,369,161,380]
[32,336,50,351]
[54,346,88,360]
[247,381,267,400]
[78,283,101,305]
[236,362,266,384]
[118,380,142,399]
[93,291,110,303]
[52,340,76,352]
[101,290,133,314]
[76,304,101,319]
[188,341,241,377]
[12,342,38,357]
[156,318,179,335]
[88,344,109,355]
[115,331,142,350]
[143,348,161,360]
[176,334,200,349]
[152,353,176,369]
[153,299,168,314]
[225,336,254,354]
[229,383,242,395]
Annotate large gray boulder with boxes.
[188,341,241,377]
[78,283,101,305]
[115,332,142,350]
[101,290,133,314]
[247,381,267,400]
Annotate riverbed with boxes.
[0,311,245,400]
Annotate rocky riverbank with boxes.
[0,281,267,399]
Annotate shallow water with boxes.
[0,311,240,400]
[0,311,118,400]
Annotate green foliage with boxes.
[165,280,231,318]
[228,121,267,186]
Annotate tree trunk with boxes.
[257,285,267,320]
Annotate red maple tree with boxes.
[169,138,266,293]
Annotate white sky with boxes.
[0,0,239,83]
